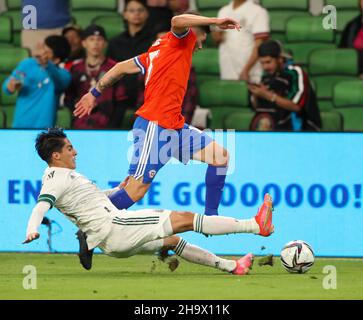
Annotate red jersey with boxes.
[134,29,197,129]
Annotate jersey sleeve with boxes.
[252,8,270,40]
[287,66,308,110]
[133,52,149,75]
[38,170,69,208]
[169,28,197,49]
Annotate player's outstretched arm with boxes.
[23,202,50,244]
[74,59,141,118]
[171,14,241,35]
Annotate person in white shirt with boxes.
[24,128,274,274]
[212,0,270,82]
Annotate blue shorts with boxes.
[128,117,214,183]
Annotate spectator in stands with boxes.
[107,0,154,110]
[146,0,173,36]
[22,0,71,56]
[65,25,128,129]
[2,35,71,129]
[212,0,270,82]
[249,40,321,131]
[62,26,85,63]
[340,0,363,78]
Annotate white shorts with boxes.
[98,209,173,258]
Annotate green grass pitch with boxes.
[1,253,362,300]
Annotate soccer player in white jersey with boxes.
[24,128,274,274]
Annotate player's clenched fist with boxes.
[215,17,241,31]
[73,92,97,118]
[23,232,40,244]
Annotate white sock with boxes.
[174,238,237,273]
[193,214,259,235]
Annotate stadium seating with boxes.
[0,74,17,107]
[198,80,250,129]
[1,1,22,46]
[0,108,6,128]
[337,107,363,131]
[196,0,229,16]
[308,48,358,111]
[1,105,14,127]
[260,0,310,42]
[199,80,249,107]
[72,11,119,29]
[284,16,336,66]
[333,80,363,108]
[192,48,219,87]
[0,11,21,46]
[223,111,254,131]
[5,0,22,10]
[0,15,13,45]
[320,111,343,131]
[324,0,360,45]
[71,0,119,28]
[92,16,125,40]
[71,0,118,10]
[56,107,72,129]
[332,80,363,131]
[196,0,229,10]
[0,47,29,73]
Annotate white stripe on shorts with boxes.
[134,122,156,180]
[134,121,153,178]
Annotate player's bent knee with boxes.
[170,211,195,233]
[212,148,229,167]
[162,235,181,250]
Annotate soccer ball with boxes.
[280,240,315,274]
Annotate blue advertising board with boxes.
[0,130,362,257]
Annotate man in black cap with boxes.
[248,40,321,131]
[65,25,128,129]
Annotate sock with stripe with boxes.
[174,238,237,272]
[204,165,228,216]
[193,214,259,235]
[109,188,135,210]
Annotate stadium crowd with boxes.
[0,0,362,131]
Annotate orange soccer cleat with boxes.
[255,193,274,237]
[232,253,254,275]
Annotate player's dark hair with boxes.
[35,128,67,163]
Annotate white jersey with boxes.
[38,167,120,249]
[218,1,270,82]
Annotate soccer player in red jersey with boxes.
[74,14,241,216]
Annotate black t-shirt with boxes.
[107,27,155,109]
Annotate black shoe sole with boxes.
[76,230,94,270]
